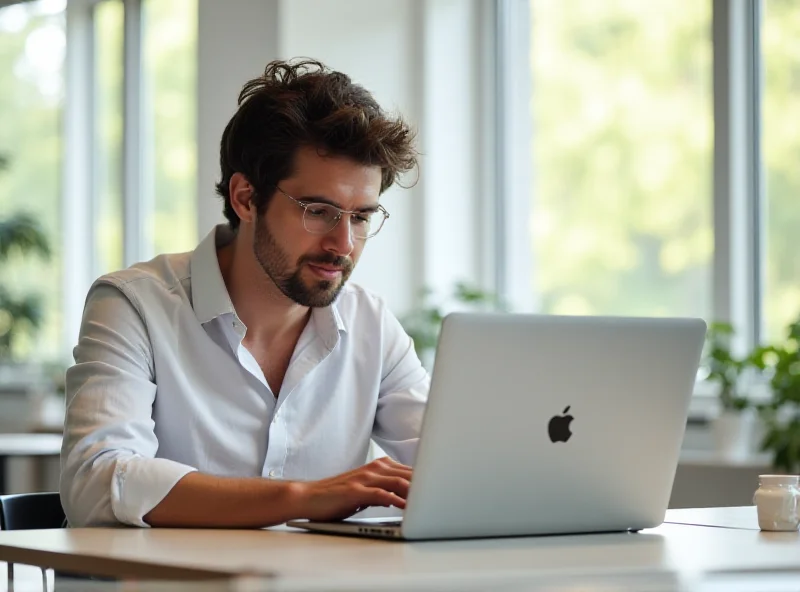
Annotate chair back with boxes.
[0,492,65,531]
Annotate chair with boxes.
[0,492,65,590]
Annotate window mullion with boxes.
[494,0,533,312]
[63,0,97,359]
[122,0,147,266]
[712,0,762,354]
[749,0,765,345]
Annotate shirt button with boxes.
[269,470,276,477]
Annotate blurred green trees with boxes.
[530,0,712,320]
[529,0,798,340]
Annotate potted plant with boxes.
[0,157,58,432]
[704,322,758,459]
[0,212,51,360]
[751,316,800,473]
[400,282,499,370]
[0,154,51,364]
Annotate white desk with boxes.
[665,505,759,530]
[0,508,798,585]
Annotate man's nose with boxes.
[323,215,355,255]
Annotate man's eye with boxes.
[351,214,370,225]
[307,207,329,218]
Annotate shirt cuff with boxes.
[110,456,197,527]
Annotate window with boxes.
[762,0,800,341]
[0,0,66,361]
[499,0,799,352]
[93,0,197,274]
[527,0,712,319]
[0,0,196,364]
[143,0,197,256]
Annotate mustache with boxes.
[301,253,353,272]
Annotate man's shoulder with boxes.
[92,251,192,301]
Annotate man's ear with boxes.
[229,173,256,224]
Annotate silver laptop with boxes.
[288,313,706,541]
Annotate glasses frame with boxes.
[274,185,390,239]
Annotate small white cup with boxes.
[753,474,800,531]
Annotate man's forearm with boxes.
[143,472,306,528]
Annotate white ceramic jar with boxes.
[753,474,800,531]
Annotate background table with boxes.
[0,433,62,494]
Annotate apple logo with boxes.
[548,406,574,443]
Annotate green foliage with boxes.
[0,5,65,361]
[703,322,751,411]
[0,213,51,261]
[750,318,800,472]
[401,283,500,359]
[705,315,800,471]
[0,143,53,359]
[0,209,51,359]
[0,289,44,358]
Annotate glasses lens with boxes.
[371,210,388,237]
[303,204,340,234]
[350,211,375,239]
[302,204,388,238]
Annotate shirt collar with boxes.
[312,300,347,350]
[190,224,349,338]
[190,224,237,324]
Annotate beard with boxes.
[253,215,354,308]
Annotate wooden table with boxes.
[0,508,798,586]
[0,433,62,494]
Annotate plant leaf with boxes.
[0,213,51,261]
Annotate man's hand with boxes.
[293,456,412,522]
[143,457,412,528]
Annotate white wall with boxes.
[196,0,491,316]
[196,0,281,239]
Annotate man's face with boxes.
[253,146,383,307]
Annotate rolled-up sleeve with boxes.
[371,306,430,466]
[60,282,197,527]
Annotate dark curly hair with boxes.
[215,58,418,230]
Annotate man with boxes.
[60,59,429,528]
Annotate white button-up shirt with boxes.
[61,225,430,527]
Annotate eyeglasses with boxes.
[274,185,389,239]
